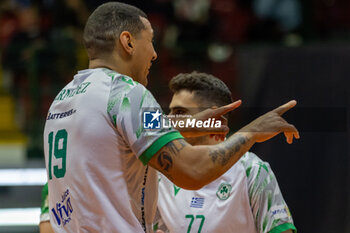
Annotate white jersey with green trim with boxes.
[157,152,296,233]
[44,68,182,233]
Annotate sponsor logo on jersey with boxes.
[216,182,232,200]
[51,189,73,226]
[143,110,162,129]
[270,205,290,219]
[190,197,205,208]
[47,109,76,120]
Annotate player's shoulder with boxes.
[105,69,139,87]
[108,71,150,97]
[239,152,272,179]
[107,70,151,108]
[239,151,265,171]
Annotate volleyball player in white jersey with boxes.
[155,72,296,233]
[43,2,299,232]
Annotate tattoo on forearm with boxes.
[157,151,173,171]
[156,140,186,181]
[209,136,247,166]
[166,139,186,156]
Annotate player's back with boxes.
[43,68,151,233]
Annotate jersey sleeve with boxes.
[240,152,297,233]
[107,75,183,165]
[40,182,50,223]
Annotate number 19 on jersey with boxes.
[48,129,68,179]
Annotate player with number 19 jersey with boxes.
[44,68,182,233]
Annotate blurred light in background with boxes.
[0,168,46,186]
[0,208,40,226]
[207,43,232,62]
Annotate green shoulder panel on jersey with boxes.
[41,182,49,214]
[102,68,139,86]
[102,68,118,80]
[107,93,123,114]
[139,131,184,165]
[240,152,296,233]
[135,90,152,138]
[121,76,137,86]
[121,96,131,111]
[269,222,297,233]
[107,72,142,115]
[239,152,270,198]
[239,152,260,178]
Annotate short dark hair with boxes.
[83,2,147,59]
[169,71,233,107]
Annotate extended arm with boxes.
[149,132,252,189]
[149,100,299,189]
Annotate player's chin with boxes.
[143,72,149,86]
[143,78,148,86]
[139,75,148,86]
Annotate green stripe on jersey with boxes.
[269,222,297,233]
[121,97,130,111]
[121,76,136,86]
[41,183,49,214]
[139,131,183,165]
[102,68,117,79]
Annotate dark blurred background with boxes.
[0,0,348,232]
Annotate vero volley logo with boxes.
[143,110,162,129]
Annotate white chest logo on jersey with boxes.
[216,183,232,200]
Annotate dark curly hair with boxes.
[83,2,147,59]
[169,71,233,108]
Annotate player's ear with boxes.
[119,31,134,55]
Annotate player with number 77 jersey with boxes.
[154,71,296,233]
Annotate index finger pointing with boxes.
[273,100,297,116]
[213,100,242,117]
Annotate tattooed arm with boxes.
[148,100,299,190]
[149,132,253,189]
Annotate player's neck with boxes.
[88,57,132,77]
